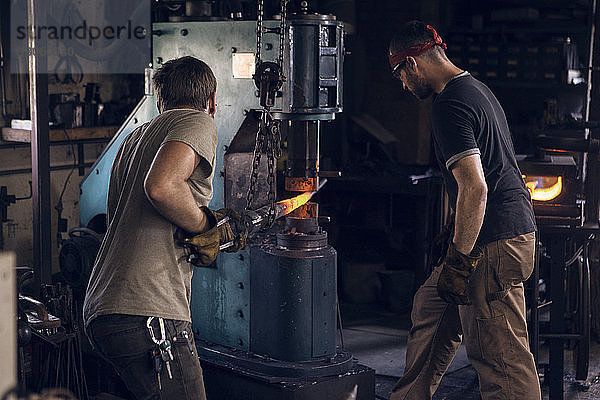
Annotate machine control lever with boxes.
[318,216,331,224]
[319,171,342,178]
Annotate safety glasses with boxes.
[391,59,407,82]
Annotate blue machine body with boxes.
[79,95,158,228]
[79,21,278,349]
[76,18,378,400]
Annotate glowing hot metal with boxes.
[277,192,314,216]
[273,178,327,219]
[524,176,563,202]
[242,179,328,238]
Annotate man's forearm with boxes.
[146,180,210,233]
[453,185,487,255]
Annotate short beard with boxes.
[405,71,433,100]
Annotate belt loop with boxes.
[169,320,181,342]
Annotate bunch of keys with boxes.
[147,317,174,390]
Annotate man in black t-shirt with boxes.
[387,21,540,400]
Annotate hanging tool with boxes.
[1,186,16,224]
[146,317,174,390]
[1,182,32,250]
[246,0,289,228]
[253,0,288,108]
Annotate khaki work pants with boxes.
[391,232,541,400]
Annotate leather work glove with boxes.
[436,242,483,305]
[175,207,247,267]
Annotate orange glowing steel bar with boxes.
[275,179,327,218]
[525,176,563,201]
[277,191,314,216]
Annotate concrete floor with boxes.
[341,303,600,400]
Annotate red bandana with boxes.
[389,25,448,70]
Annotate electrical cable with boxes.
[565,245,584,267]
[58,129,77,204]
[55,129,78,246]
[564,234,595,268]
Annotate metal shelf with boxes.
[445,25,589,35]
[486,81,588,90]
[0,137,111,150]
[0,128,113,176]
[1,125,119,143]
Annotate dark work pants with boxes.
[86,314,206,400]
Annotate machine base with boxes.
[196,339,355,380]
[200,357,375,400]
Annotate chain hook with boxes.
[248,0,288,228]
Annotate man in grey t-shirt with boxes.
[84,56,225,399]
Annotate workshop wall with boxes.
[0,73,141,273]
[343,0,441,166]
[0,0,142,272]
[0,144,104,272]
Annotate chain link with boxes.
[271,116,282,159]
[256,0,264,66]
[245,111,281,228]
[278,0,288,69]
[256,0,287,75]
[265,111,280,226]
[248,0,287,227]
[245,112,265,212]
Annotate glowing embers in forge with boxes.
[524,175,563,202]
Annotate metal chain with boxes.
[256,0,287,69]
[272,118,282,159]
[278,0,288,69]
[248,0,287,226]
[265,112,280,226]
[256,0,264,66]
[245,111,281,228]
[266,135,277,225]
[270,0,287,224]
[245,112,265,211]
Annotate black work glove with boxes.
[436,242,483,305]
[175,207,247,267]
